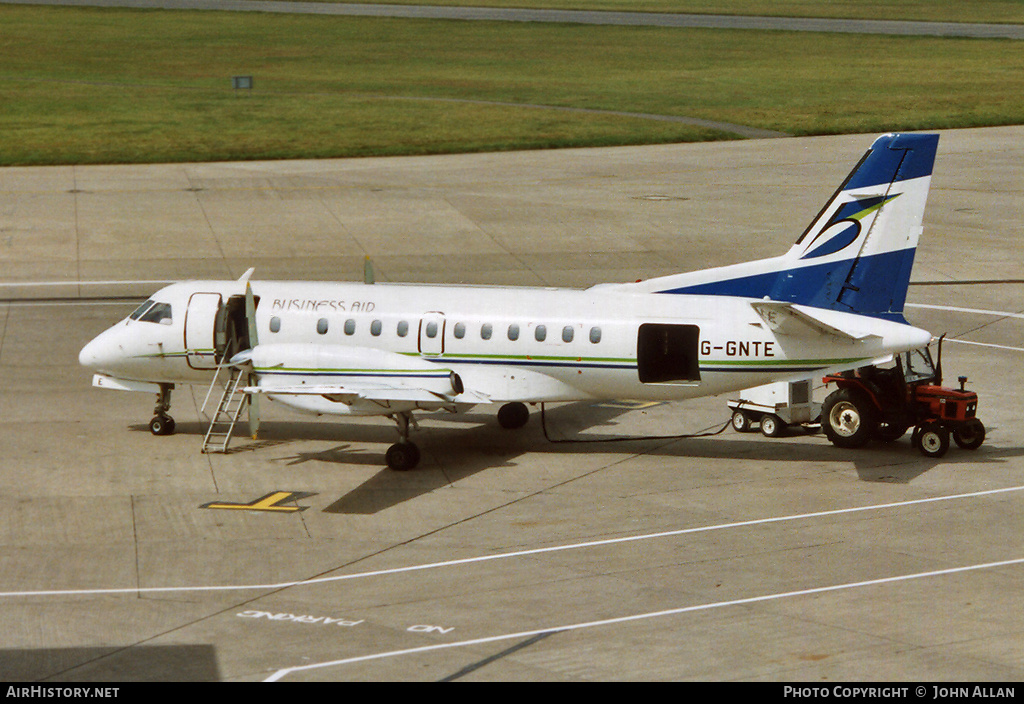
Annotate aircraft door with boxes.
[418,312,446,356]
[636,323,701,383]
[184,292,223,369]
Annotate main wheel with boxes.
[731,410,752,433]
[497,402,530,430]
[149,414,175,436]
[760,414,785,438]
[916,423,950,458]
[953,418,986,450]
[821,388,878,448]
[385,441,421,471]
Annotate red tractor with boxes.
[821,338,985,458]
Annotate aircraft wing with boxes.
[751,301,881,341]
[242,381,490,406]
[234,342,490,410]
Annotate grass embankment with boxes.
[2,5,1023,165]
[313,0,1024,24]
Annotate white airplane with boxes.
[80,133,938,470]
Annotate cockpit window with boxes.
[137,302,173,325]
[129,300,155,321]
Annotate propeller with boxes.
[364,256,375,285]
[245,281,261,439]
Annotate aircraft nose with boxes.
[79,328,121,372]
[79,335,102,369]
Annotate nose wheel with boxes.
[149,384,176,436]
[149,414,176,436]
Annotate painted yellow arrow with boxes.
[201,491,314,513]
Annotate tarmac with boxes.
[7,0,1024,39]
[0,127,1022,682]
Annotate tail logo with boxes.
[800,194,899,259]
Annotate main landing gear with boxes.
[149,384,176,436]
[385,403,531,471]
[385,411,421,471]
[497,402,530,430]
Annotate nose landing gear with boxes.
[149,384,176,436]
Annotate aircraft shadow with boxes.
[133,407,1020,515]
[321,403,630,514]
[323,411,1020,514]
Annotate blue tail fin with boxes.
[622,133,939,322]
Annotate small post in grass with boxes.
[232,75,253,96]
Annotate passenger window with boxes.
[481,323,493,340]
[344,319,356,335]
[508,323,520,341]
[371,320,382,336]
[425,321,438,338]
[535,325,547,342]
[316,318,329,335]
[397,320,409,337]
[454,322,466,339]
[590,327,602,344]
[138,302,173,325]
[269,316,281,333]
[562,326,574,343]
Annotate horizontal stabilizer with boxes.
[751,301,880,341]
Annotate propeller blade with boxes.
[248,372,261,440]
[245,282,259,348]
[244,282,260,438]
[364,256,375,285]
[228,348,254,367]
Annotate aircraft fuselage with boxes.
[81,278,931,416]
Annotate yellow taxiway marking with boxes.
[201,491,314,513]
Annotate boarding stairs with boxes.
[201,361,249,453]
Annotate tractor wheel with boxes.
[953,419,986,450]
[916,423,950,459]
[821,388,878,449]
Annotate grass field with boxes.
[2,4,1023,165]
[324,0,1024,24]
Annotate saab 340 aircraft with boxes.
[80,133,938,470]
